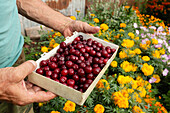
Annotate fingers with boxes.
[75,21,100,34]
[14,60,37,82]
[29,91,57,103]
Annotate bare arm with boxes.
[16,0,100,37]
[17,0,72,34]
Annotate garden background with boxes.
[23,0,170,113]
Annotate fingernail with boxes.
[29,60,37,67]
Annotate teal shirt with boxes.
[0,0,24,68]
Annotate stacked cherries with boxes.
[36,35,116,92]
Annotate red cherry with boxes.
[103,59,108,64]
[93,64,99,68]
[95,47,101,52]
[58,56,65,61]
[36,68,44,75]
[90,50,96,56]
[66,61,73,68]
[97,43,103,48]
[67,79,75,86]
[75,50,81,56]
[70,55,76,62]
[106,48,111,54]
[57,48,64,53]
[85,46,91,52]
[73,64,79,71]
[79,88,84,93]
[79,35,84,40]
[61,69,68,76]
[93,67,101,75]
[100,63,105,68]
[46,70,53,76]
[83,83,90,91]
[75,37,80,41]
[79,56,85,61]
[48,62,57,70]
[54,79,59,82]
[80,48,86,53]
[77,68,85,77]
[85,66,92,74]
[76,43,82,50]
[87,38,93,42]
[58,61,65,66]
[92,41,98,45]
[62,83,67,86]
[43,66,50,71]
[61,65,67,70]
[60,76,67,83]
[85,61,91,66]
[79,63,86,68]
[83,53,89,59]
[68,68,74,76]
[72,40,78,45]
[54,68,60,74]
[51,73,59,79]
[101,50,108,57]
[93,57,99,64]
[72,74,79,81]
[111,48,116,53]
[69,49,76,54]
[80,77,86,84]
[86,79,93,84]
[50,56,57,62]
[87,41,92,46]
[96,52,101,57]
[73,85,79,90]
[40,60,48,67]
[98,60,103,64]
[87,73,94,79]
[60,42,67,48]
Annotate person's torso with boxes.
[0,0,24,68]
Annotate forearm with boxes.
[17,0,73,33]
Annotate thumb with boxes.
[14,60,37,82]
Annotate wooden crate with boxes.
[28,32,119,105]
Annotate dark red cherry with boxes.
[68,68,74,76]
[85,66,92,74]
[93,67,101,75]
[46,70,52,76]
[61,69,68,76]
[60,76,67,83]
[36,68,44,75]
[53,68,60,74]
[60,42,67,48]
[77,68,85,77]
[40,60,48,67]
[51,73,59,79]
[66,61,73,68]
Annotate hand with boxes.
[63,20,100,37]
[0,60,56,106]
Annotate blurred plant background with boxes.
[23,0,170,113]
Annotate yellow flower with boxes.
[55,32,62,37]
[49,39,55,48]
[152,38,158,45]
[114,34,120,39]
[133,93,142,103]
[93,18,99,23]
[153,74,160,83]
[137,87,146,97]
[142,56,150,61]
[121,39,134,48]
[120,61,133,72]
[141,63,154,76]
[51,111,60,113]
[131,80,138,89]
[76,10,80,13]
[135,37,139,40]
[145,81,151,89]
[96,79,110,90]
[131,64,138,72]
[128,32,135,39]
[159,48,165,55]
[119,50,127,59]
[117,75,132,84]
[133,106,143,113]
[120,23,126,28]
[104,38,109,42]
[63,100,76,112]
[152,50,161,59]
[90,14,95,17]
[53,43,59,48]
[125,6,130,9]
[70,16,76,20]
[128,50,136,57]
[100,23,109,31]
[119,29,124,32]
[41,46,48,53]
[94,104,105,113]
[111,61,117,67]
[140,43,148,50]
[38,103,43,107]
[112,91,129,108]
[134,48,141,54]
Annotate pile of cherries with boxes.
[36,35,116,92]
